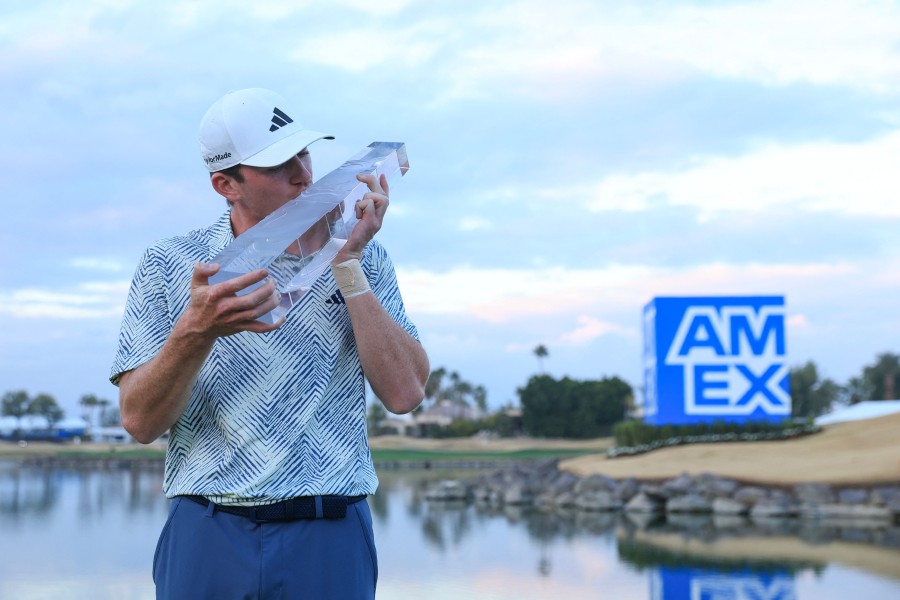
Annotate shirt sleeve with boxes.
[363,241,420,342]
[109,246,174,386]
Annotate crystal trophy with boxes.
[209,142,409,324]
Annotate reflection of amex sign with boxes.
[665,305,790,416]
[690,575,795,600]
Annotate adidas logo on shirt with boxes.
[325,291,345,305]
[269,107,294,132]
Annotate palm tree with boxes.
[533,344,549,374]
[79,393,100,428]
[424,367,447,408]
[863,352,900,401]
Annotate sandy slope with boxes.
[562,412,900,485]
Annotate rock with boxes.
[887,497,900,520]
[640,484,672,502]
[547,471,580,495]
[625,492,665,513]
[575,490,622,511]
[751,499,800,518]
[871,486,900,506]
[425,479,470,501]
[662,473,695,496]
[503,483,533,506]
[616,478,640,503]
[554,490,577,508]
[712,497,750,515]
[734,486,769,506]
[533,492,556,510]
[794,482,835,505]
[838,488,870,506]
[666,494,713,514]
[574,474,619,495]
[696,474,739,498]
[812,504,893,521]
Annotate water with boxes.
[1,461,899,599]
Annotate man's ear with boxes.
[211,172,241,202]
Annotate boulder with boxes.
[794,482,835,505]
[751,499,800,519]
[616,478,640,503]
[503,483,533,506]
[666,494,713,514]
[712,497,750,515]
[625,492,666,513]
[547,471,581,495]
[871,486,900,506]
[734,486,769,506]
[813,504,893,521]
[837,488,870,506]
[425,479,470,501]
[662,473,695,496]
[575,490,623,512]
[696,474,739,498]
[574,474,619,495]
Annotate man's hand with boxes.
[182,262,285,338]
[334,172,389,264]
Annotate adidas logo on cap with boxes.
[270,107,294,132]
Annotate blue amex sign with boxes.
[642,296,790,426]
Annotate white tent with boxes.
[815,400,900,426]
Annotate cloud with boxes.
[396,260,860,324]
[0,281,129,319]
[69,258,128,272]
[559,315,634,346]
[286,0,900,105]
[606,0,900,91]
[458,217,492,232]
[787,313,810,329]
[289,23,443,72]
[582,130,900,219]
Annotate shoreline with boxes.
[2,412,898,487]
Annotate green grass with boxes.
[370,448,598,462]
[2,444,597,463]
[0,446,167,460]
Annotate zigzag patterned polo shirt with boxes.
[110,211,419,504]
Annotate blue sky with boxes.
[2,0,900,416]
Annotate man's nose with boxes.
[288,156,312,183]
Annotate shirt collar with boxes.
[207,210,236,258]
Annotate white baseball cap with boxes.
[199,88,334,172]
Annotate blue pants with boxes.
[153,497,378,599]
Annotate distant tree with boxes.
[473,385,488,412]
[424,367,447,407]
[98,398,111,425]
[27,393,64,427]
[863,352,900,401]
[533,345,549,374]
[366,402,388,435]
[78,394,108,425]
[101,404,122,427]
[2,390,30,419]
[789,362,840,418]
[422,367,487,411]
[844,376,873,405]
[518,374,630,439]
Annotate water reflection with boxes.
[373,470,900,599]
[0,464,898,600]
[651,569,796,600]
[0,460,164,520]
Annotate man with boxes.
[110,88,429,599]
